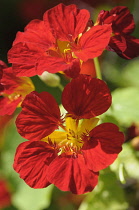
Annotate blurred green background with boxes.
[1,0,139,209]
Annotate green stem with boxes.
[94,57,102,80]
[57,83,64,92]
[119,163,126,184]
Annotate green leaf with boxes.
[12,182,53,210]
[102,58,139,89]
[79,169,128,210]
[31,76,62,104]
[121,59,139,88]
[111,143,139,180]
[107,87,139,126]
[3,205,18,210]
[2,116,26,178]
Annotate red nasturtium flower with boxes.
[14,75,124,194]
[96,6,139,59]
[8,3,112,77]
[0,61,35,115]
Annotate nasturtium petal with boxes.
[80,59,96,77]
[13,141,57,188]
[62,75,111,119]
[109,6,135,34]
[16,91,62,140]
[1,67,34,95]
[74,25,112,61]
[12,63,38,77]
[1,67,19,94]
[0,60,7,70]
[64,59,81,78]
[36,56,78,74]
[82,123,124,172]
[47,154,99,194]
[0,61,7,94]
[8,42,44,77]
[97,6,135,35]
[43,3,90,41]
[109,35,127,53]
[97,6,138,59]
[0,97,21,116]
[116,35,139,59]
[97,10,114,25]
[13,19,55,49]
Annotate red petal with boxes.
[80,59,96,77]
[8,42,44,77]
[97,7,135,35]
[82,123,124,172]
[43,3,90,41]
[36,56,78,74]
[0,97,21,116]
[13,19,55,49]
[16,91,62,140]
[47,154,98,194]
[97,10,113,25]
[13,141,57,188]
[108,35,127,52]
[0,60,7,70]
[0,84,4,94]
[11,63,37,77]
[8,19,56,77]
[62,75,111,119]
[116,35,139,59]
[0,61,7,94]
[73,25,112,61]
[109,6,135,34]
[64,59,81,78]
[1,67,22,94]
[8,39,78,76]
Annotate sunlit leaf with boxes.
[79,169,128,210]
[111,143,139,180]
[12,182,53,210]
[106,87,139,126]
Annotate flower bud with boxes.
[39,71,61,87]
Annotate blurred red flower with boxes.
[19,0,47,22]
[14,75,124,194]
[0,178,11,209]
[96,6,139,59]
[8,3,111,77]
[0,61,35,115]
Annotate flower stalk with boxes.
[94,57,102,80]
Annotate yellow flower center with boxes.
[57,40,70,54]
[42,116,99,154]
